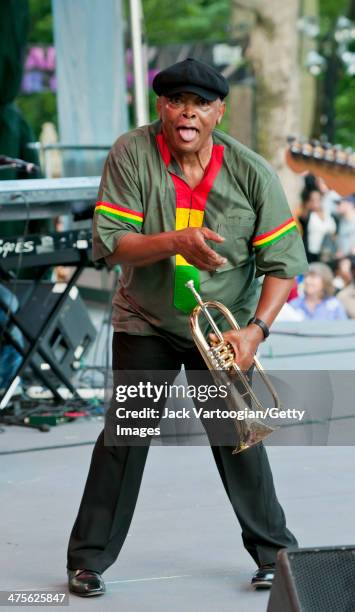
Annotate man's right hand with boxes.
[106,227,227,269]
[174,227,227,271]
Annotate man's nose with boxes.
[182,105,196,118]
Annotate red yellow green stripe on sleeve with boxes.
[252,217,297,249]
[95,201,143,227]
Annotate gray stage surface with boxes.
[1,311,355,612]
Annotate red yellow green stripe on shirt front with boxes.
[95,201,143,227]
[252,217,297,249]
[155,132,225,313]
[173,206,204,313]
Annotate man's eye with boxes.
[198,98,210,107]
[168,96,182,105]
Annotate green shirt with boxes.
[93,121,308,349]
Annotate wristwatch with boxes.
[248,317,270,340]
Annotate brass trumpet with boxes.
[185,280,280,454]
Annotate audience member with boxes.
[335,194,355,258]
[304,174,340,216]
[287,279,299,302]
[333,257,352,291]
[297,189,337,262]
[337,256,355,319]
[289,263,348,320]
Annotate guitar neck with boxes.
[286,139,355,197]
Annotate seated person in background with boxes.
[275,301,304,322]
[337,256,355,319]
[335,194,355,259]
[274,278,304,322]
[333,256,353,291]
[287,278,299,301]
[289,263,348,321]
[297,189,337,263]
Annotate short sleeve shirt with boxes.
[93,121,308,349]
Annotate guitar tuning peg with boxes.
[334,145,348,165]
[344,147,353,168]
[323,143,335,162]
[310,139,325,159]
[289,137,302,155]
[301,141,313,157]
[348,150,355,168]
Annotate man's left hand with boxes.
[210,325,264,371]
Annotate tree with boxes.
[230,0,300,205]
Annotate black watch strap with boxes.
[248,317,270,339]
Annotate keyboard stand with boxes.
[0,265,84,414]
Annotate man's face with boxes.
[307,191,322,212]
[304,273,324,298]
[156,92,226,154]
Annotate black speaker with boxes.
[3,280,96,381]
[31,284,96,378]
[267,545,355,612]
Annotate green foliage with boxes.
[141,0,230,44]
[27,0,53,44]
[16,91,57,139]
[318,0,349,34]
[334,75,355,146]
[15,0,55,137]
[312,0,355,147]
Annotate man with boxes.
[67,58,308,597]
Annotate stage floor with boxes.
[1,304,355,611]
[1,419,355,612]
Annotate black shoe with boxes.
[67,569,105,597]
[251,564,275,590]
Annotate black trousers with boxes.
[67,332,297,573]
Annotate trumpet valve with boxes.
[208,340,235,370]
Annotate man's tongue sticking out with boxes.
[178,128,197,142]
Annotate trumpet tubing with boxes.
[185,280,280,453]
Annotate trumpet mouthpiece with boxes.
[185,279,204,307]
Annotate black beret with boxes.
[152,58,229,101]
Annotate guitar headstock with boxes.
[286,137,355,197]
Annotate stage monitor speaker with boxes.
[4,280,96,380]
[267,545,355,612]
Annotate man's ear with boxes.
[217,101,226,125]
[156,97,162,117]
